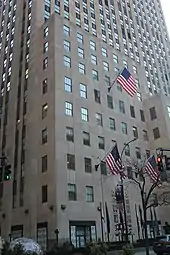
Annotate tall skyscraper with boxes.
[0,0,170,249]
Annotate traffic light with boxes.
[4,164,11,181]
[157,156,164,172]
[165,156,170,171]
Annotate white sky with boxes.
[160,0,170,38]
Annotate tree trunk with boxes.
[144,207,150,255]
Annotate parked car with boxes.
[153,235,170,255]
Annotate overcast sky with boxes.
[161,0,170,38]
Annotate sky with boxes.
[161,0,170,38]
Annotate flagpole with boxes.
[100,167,106,241]
[108,68,123,92]
[135,204,140,240]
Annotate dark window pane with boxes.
[42,185,48,203]
[150,107,157,120]
[153,127,160,139]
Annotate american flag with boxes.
[117,67,137,97]
[144,155,159,183]
[105,144,122,175]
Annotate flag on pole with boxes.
[105,144,122,175]
[144,155,159,183]
[105,202,110,239]
[117,67,137,97]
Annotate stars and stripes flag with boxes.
[105,144,123,175]
[117,67,137,97]
[144,155,159,183]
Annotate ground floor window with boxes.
[10,225,23,241]
[37,222,48,251]
[69,221,96,248]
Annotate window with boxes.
[167,106,170,117]
[107,95,113,109]
[42,79,48,94]
[65,102,73,116]
[146,150,150,159]
[132,126,138,138]
[83,131,90,146]
[124,144,130,156]
[140,110,145,122]
[86,186,94,202]
[103,61,109,71]
[63,25,70,36]
[150,107,157,120]
[143,130,148,141]
[96,113,103,126]
[42,103,48,119]
[133,65,137,74]
[109,118,115,130]
[113,54,118,63]
[65,77,72,93]
[121,122,128,134]
[43,57,48,69]
[44,27,48,37]
[42,185,48,203]
[91,55,97,65]
[130,105,135,118]
[77,32,83,43]
[68,183,77,201]
[153,127,160,139]
[67,154,75,170]
[42,128,47,144]
[90,40,96,50]
[119,100,125,114]
[84,157,92,173]
[81,107,89,121]
[66,127,74,142]
[78,47,84,58]
[42,155,48,173]
[123,60,128,68]
[98,136,105,149]
[127,166,133,179]
[92,69,98,80]
[101,162,107,175]
[64,40,70,51]
[94,89,101,103]
[78,63,85,74]
[64,56,71,67]
[44,42,49,53]
[102,47,107,57]
[80,84,87,98]
[135,147,141,159]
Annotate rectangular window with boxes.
[64,56,71,67]
[42,155,48,173]
[63,40,70,51]
[43,58,48,69]
[109,118,115,130]
[42,185,48,203]
[96,113,103,126]
[94,89,101,103]
[123,59,128,68]
[127,166,133,179]
[119,100,125,113]
[98,136,105,150]
[78,63,85,74]
[132,126,138,138]
[103,61,109,71]
[121,122,128,134]
[167,106,170,117]
[86,186,94,202]
[124,144,130,156]
[67,154,75,170]
[150,107,157,120]
[44,27,49,37]
[83,131,90,146]
[153,127,160,139]
[42,78,48,94]
[143,130,148,141]
[42,103,48,119]
[102,47,107,57]
[63,25,70,36]
[80,83,87,98]
[92,69,98,80]
[77,32,83,44]
[65,77,72,93]
[81,107,88,121]
[90,40,96,50]
[135,147,141,159]
[66,127,74,142]
[107,95,113,109]
[133,65,137,74]
[91,54,97,65]
[68,183,77,201]
[84,157,92,173]
[140,109,145,122]
[65,102,73,116]
[78,47,84,58]
[101,162,107,175]
[113,54,118,64]
[42,128,47,144]
[44,42,49,53]
[130,105,135,118]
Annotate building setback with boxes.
[0,0,170,249]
